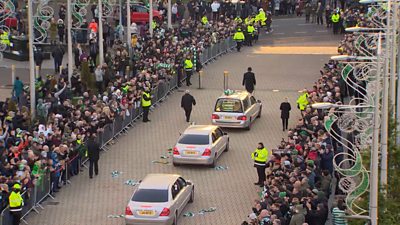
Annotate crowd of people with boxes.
[242,3,372,225]
[0,1,272,222]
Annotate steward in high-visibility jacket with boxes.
[246,24,255,46]
[184,57,194,86]
[201,15,209,25]
[233,28,245,52]
[0,31,10,47]
[296,90,309,110]
[251,143,268,186]
[152,21,157,30]
[331,12,340,34]
[256,9,267,26]
[141,88,152,122]
[234,16,242,24]
[9,183,24,224]
[245,16,254,25]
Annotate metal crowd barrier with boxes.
[199,37,236,65]
[0,36,236,224]
[0,172,52,225]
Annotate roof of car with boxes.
[139,174,181,190]
[183,125,218,135]
[218,90,249,101]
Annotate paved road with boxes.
[25,17,340,225]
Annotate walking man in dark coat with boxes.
[86,133,100,179]
[279,97,291,131]
[181,90,196,122]
[242,67,256,93]
[52,45,64,73]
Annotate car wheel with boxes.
[245,119,252,130]
[257,108,262,118]
[189,188,194,203]
[174,212,179,225]
[224,140,229,152]
[209,155,216,168]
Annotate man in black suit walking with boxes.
[242,67,256,93]
[279,97,291,131]
[181,90,196,122]
[86,132,100,179]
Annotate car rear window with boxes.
[132,189,168,202]
[215,98,243,113]
[178,134,210,145]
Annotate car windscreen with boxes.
[215,98,243,113]
[178,134,210,145]
[132,189,168,202]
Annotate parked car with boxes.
[125,174,194,225]
[211,90,262,130]
[131,4,163,24]
[172,125,229,167]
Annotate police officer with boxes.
[233,28,245,52]
[9,183,23,225]
[296,89,309,112]
[184,56,194,86]
[251,142,268,187]
[141,87,152,122]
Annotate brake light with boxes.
[237,116,247,121]
[173,147,180,155]
[159,207,170,216]
[202,148,211,156]
[212,114,220,119]
[125,206,133,216]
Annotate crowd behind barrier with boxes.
[242,4,375,225]
[0,32,237,224]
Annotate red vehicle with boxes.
[131,4,163,24]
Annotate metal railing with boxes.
[0,35,236,224]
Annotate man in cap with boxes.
[181,90,196,122]
[9,183,23,225]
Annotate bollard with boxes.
[59,65,63,75]
[223,71,229,90]
[11,64,15,85]
[198,70,203,89]
[35,66,40,79]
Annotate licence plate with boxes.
[224,116,233,120]
[184,150,198,155]
[138,210,155,216]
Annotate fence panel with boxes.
[101,123,114,146]
[113,116,124,136]
[0,207,12,225]
[34,172,51,205]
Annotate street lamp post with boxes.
[67,0,73,85]
[27,0,36,119]
[167,0,172,29]
[98,0,104,66]
[149,0,153,37]
[127,0,131,48]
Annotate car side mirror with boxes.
[223,132,228,136]
[257,100,261,103]
[186,180,192,185]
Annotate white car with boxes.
[172,125,229,167]
[212,90,262,130]
[125,174,194,225]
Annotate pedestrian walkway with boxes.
[25,17,340,225]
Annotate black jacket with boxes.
[242,72,256,92]
[280,102,291,119]
[52,47,64,61]
[86,138,100,161]
[181,93,196,110]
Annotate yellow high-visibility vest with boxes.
[9,191,23,211]
[141,92,151,107]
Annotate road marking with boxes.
[272,90,280,92]
[316,30,328,33]
[298,24,314,26]
[274,32,285,35]
[294,31,307,34]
